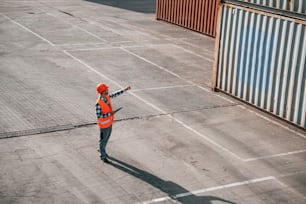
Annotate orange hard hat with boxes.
[96,83,109,94]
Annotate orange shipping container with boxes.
[156,0,219,37]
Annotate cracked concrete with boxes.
[0,0,305,204]
[0,103,241,139]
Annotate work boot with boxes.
[97,149,109,157]
[102,158,111,163]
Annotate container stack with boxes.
[212,0,306,128]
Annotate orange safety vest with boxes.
[96,95,113,128]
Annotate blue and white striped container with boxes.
[212,2,306,128]
[235,0,306,15]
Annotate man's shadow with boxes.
[108,157,237,204]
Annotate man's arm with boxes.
[109,86,131,99]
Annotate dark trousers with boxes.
[99,125,112,159]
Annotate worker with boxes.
[96,83,131,163]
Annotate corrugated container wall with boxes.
[156,0,219,37]
[235,0,306,14]
[212,2,306,128]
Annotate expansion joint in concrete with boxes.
[0,104,239,139]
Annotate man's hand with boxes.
[124,86,131,91]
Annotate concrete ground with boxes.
[0,0,305,203]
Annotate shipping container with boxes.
[156,0,219,37]
[233,0,306,15]
[212,2,306,128]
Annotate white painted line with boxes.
[64,43,214,53]
[239,105,306,139]
[110,41,136,44]
[121,48,236,104]
[121,47,182,78]
[65,50,304,162]
[212,92,235,104]
[64,47,120,52]
[165,37,215,54]
[137,43,214,62]
[45,12,134,47]
[131,85,194,92]
[132,93,244,161]
[66,47,305,163]
[6,6,298,139]
[0,13,55,46]
[46,12,107,43]
[171,44,214,62]
[56,42,106,46]
[64,45,143,52]
[128,91,167,115]
[244,149,306,162]
[64,51,244,161]
[175,118,243,159]
[273,172,306,200]
[276,170,306,178]
[81,16,126,37]
[67,45,234,104]
[138,176,275,204]
[121,48,304,139]
[204,82,211,87]
[63,51,117,84]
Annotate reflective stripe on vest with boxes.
[96,96,113,128]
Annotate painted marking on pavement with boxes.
[122,48,305,139]
[64,45,143,52]
[0,13,55,46]
[131,85,194,92]
[244,149,306,162]
[64,51,244,161]
[273,172,306,200]
[64,50,305,162]
[165,37,215,54]
[6,10,302,141]
[122,47,182,78]
[46,12,107,43]
[137,176,275,204]
[57,42,106,46]
[239,105,306,139]
[171,44,214,62]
